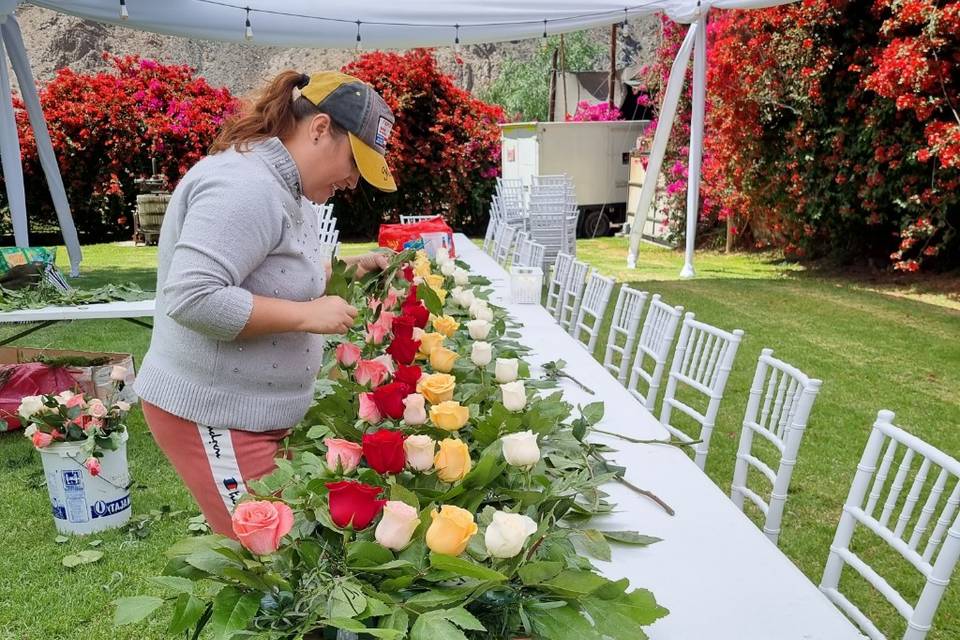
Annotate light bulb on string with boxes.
[621,8,629,35]
[244,7,253,41]
[355,20,363,53]
[541,19,548,50]
[119,0,128,20]
[454,24,461,56]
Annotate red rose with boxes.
[325,480,386,529]
[402,300,430,329]
[394,364,422,389]
[401,264,415,282]
[362,428,407,474]
[386,335,421,366]
[392,315,416,341]
[371,382,411,420]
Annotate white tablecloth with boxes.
[455,235,863,640]
[0,299,155,323]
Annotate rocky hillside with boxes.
[11,4,660,98]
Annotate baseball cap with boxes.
[299,71,397,192]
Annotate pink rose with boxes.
[110,365,128,381]
[359,392,383,424]
[355,359,390,388]
[324,438,363,474]
[31,431,53,448]
[88,399,108,419]
[372,354,396,375]
[384,287,403,311]
[65,394,87,409]
[335,343,362,367]
[365,320,390,345]
[86,417,104,432]
[84,457,101,477]
[231,500,294,556]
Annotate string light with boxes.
[541,19,548,49]
[244,6,253,40]
[621,8,629,31]
[355,20,363,52]
[453,24,460,56]
[119,0,128,20]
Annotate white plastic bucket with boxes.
[38,432,132,535]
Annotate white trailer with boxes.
[499,120,649,236]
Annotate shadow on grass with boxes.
[66,266,158,292]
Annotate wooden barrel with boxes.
[136,193,170,231]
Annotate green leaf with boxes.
[599,531,663,546]
[210,586,260,640]
[148,575,195,594]
[185,548,243,577]
[381,608,410,636]
[390,483,421,510]
[409,611,468,640]
[326,617,402,639]
[328,581,368,619]
[347,541,395,568]
[442,607,486,632]
[88,539,103,547]
[428,553,508,582]
[572,529,612,562]
[113,596,165,626]
[526,603,599,639]
[221,567,271,592]
[581,402,605,425]
[417,284,443,316]
[62,550,104,568]
[404,585,480,611]
[54,535,69,544]
[580,588,669,639]
[518,560,564,585]
[168,593,207,635]
[541,570,610,597]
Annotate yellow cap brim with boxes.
[349,133,396,192]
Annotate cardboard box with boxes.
[0,346,137,405]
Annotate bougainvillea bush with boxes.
[338,49,505,237]
[2,54,237,237]
[646,1,959,271]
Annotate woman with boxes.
[134,70,396,536]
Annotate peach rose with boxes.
[425,505,478,556]
[417,373,456,404]
[324,438,363,474]
[429,346,459,373]
[232,500,295,556]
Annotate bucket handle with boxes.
[64,452,133,491]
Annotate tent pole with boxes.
[680,12,707,279]
[548,45,558,121]
[3,16,83,275]
[608,24,617,108]
[0,23,29,247]
[626,23,698,268]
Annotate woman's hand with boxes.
[300,296,358,335]
[351,251,393,278]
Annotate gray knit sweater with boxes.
[134,138,327,431]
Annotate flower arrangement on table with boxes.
[114,250,668,639]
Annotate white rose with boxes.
[110,365,128,381]
[54,390,75,405]
[450,286,465,306]
[501,431,540,468]
[469,299,487,317]
[440,262,456,277]
[404,434,436,471]
[18,395,45,419]
[471,341,493,367]
[495,358,519,384]
[402,393,428,426]
[466,319,492,340]
[375,501,421,551]
[484,511,538,559]
[24,424,38,437]
[116,400,132,412]
[459,289,476,308]
[500,381,527,412]
[453,267,470,286]
[473,306,494,322]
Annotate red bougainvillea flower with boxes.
[325,480,386,529]
[362,428,407,474]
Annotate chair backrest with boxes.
[820,410,960,640]
[482,217,500,255]
[603,286,649,385]
[526,241,546,272]
[511,231,530,266]
[730,349,822,545]
[532,174,570,187]
[400,214,439,225]
[318,217,339,246]
[529,212,568,265]
[658,313,744,470]
[565,212,580,255]
[558,260,590,331]
[310,200,335,223]
[492,224,518,267]
[544,252,574,319]
[626,294,684,409]
[571,271,616,353]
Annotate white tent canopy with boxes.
[1,0,795,274]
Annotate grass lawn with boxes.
[0,238,957,639]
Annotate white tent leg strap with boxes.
[0,23,29,247]
[2,15,83,275]
[626,21,698,269]
[680,13,707,279]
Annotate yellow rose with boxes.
[430,401,470,431]
[413,253,432,278]
[434,288,448,305]
[434,438,472,483]
[431,315,460,338]
[430,346,459,373]
[417,373,456,404]
[425,273,445,291]
[425,504,478,556]
[418,332,445,358]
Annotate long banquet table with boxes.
[455,235,864,639]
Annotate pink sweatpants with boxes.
[142,401,289,537]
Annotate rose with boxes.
[324,438,363,473]
[417,332,445,358]
[401,264,415,282]
[375,501,421,550]
[417,373,456,404]
[84,456,102,477]
[65,394,87,409]
[326,481,385,529]
[413,257,432,278]
[430,401,470,431]
[404,434,436,471]
[394,364,422,389]
[335,343,362,367]
[473,306,494,322]
[373,354,396,374]
[434,438,472,482]
[431,315,460,338]
[450,286,464,305]
[110,365,128,381]
[440,261,456,277]
[386,335,421,366]
[424,274,445,292]
[495,358,519,384]
[358,392,383,424]
[31,431,53,448]
[355,359,390,388]
[383,286,403,310]
[86,398,109,419]
[466,319,492,340]
[365,320,390,345]
[116,400,131,412]
[429,346,459,373]
[459,289,476,308]
[453,267,470,286]
[470,341,492,367]
[375,310,395,332]
[391,315,416,341]
[86,417,104,432]
[469,299,488,318]
[425,505,478,556]
[402,393,428,425]
[500,381,527,412]
[501,431,541,468]
[18,395,45,419]
[484,511,538,558]
[231,500,294,555]
[23,424,37,437]
[54,390,75,405]
[401,290,430,328]
[362,429,407,474]
[372,382,411,420]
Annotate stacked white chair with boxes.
[496,177,526,228]
[492,223,518,267]
[310,200,340,263]
[626,295,685,410]
[659,313,744,470]
[399,214,439,224]
[529,211,568,264]
[565,209,581,254]
[730,349,822,545]
[558,260,590,332]
[482,216,501,255]
[602,286,649,385]
[570,270,616,353]
[545,252,574,320]
[525,240,546,272]
[511,231,530,267]
[820,410,960,640]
